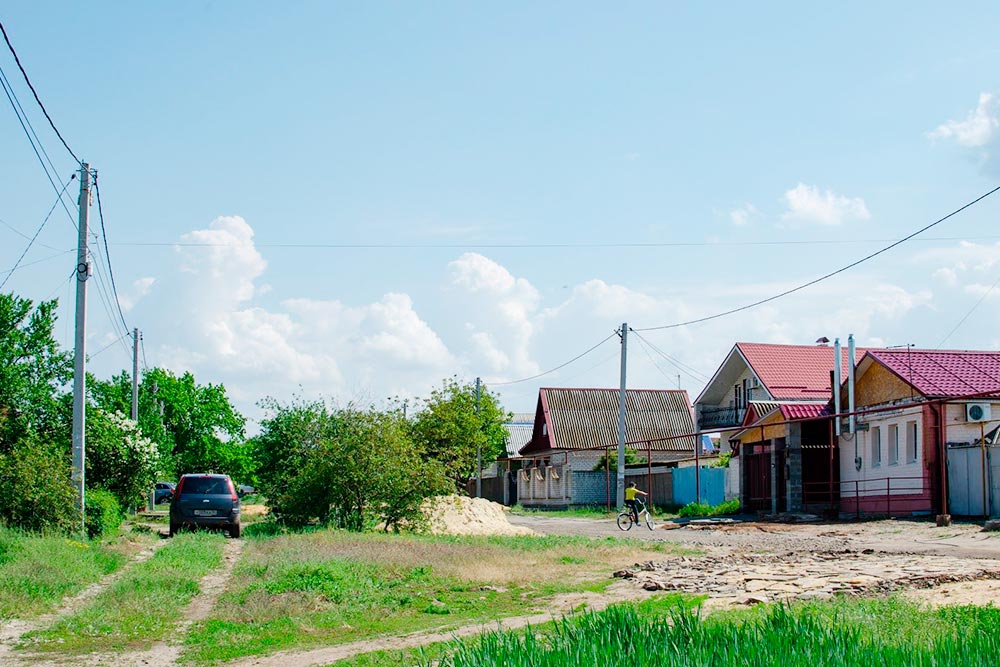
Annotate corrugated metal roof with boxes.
[519,387,695,455]
[737,342,868,401]
[503,418,534,458]
[780,403,832,420]
[865,349,1000,398]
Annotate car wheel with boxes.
[169,523,179,537]
[229,523,241,539]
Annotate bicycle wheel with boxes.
[644,511,655,530]
[616,512,633,531]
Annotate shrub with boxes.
[0,438,78,533]
[84,488,123,539]
[677,498,740,518]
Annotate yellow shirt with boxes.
[625,487,638,501]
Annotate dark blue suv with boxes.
[169,473,241,538]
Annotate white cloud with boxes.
[118,277,155,311]
[928,93,999,147]
[729,204,760,226]
[781,183,870,225]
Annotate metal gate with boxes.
[947,444,998,517]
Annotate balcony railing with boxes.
[698,406,746,430]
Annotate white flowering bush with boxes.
[86,407,162,508]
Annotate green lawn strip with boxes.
[22,532,225,654]
[0,527,125,620]
[423,596,1000,667]
[181,530,693,665]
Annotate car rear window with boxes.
[180,477,229,495]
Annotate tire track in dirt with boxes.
[0,536,166,666]
[223,582,651,667]
[70,536,247,667]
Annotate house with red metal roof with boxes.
[696,342,867,514]
[515,387,696,508]
[838,348,1000,518]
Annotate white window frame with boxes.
[889,424,899,465]
[906,420,918,463]
[871,426,882,467]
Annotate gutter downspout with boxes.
[849,334,858,470]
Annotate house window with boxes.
[889,424,899,465]
[871,426,881,467]
[541,423,547,436]
[907,421,918,463]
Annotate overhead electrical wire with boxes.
[0,65,78,229]
[0,176,75,291]
[634,184,1000,332]
[0,215,67,252]
[630,332,683,386]
[111,234,1000,250]
[140,333,149,371]
[488,332,618,386]
[0,20,80,164]
[89,331,132,361]
[935,272,1000,349]
[92,176,131,335]
[1,248,75,280]
[629,329,709,383]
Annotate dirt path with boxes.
[7,536,245,667]
[0,536,166,666]
[223,582,651,667]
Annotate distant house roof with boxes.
[697,342,866,405]
[862,349,1000,399]
[738,342,867,401]
[502,413,535,458]
[519,387,696,456]
[780,403,832,420]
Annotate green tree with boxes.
[89,368,250,484]
[254,399,450,530]
[0,437,77,532]
[410,378,510,492]
[0,294,72,450]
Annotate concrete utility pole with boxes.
[71,163,91,534]
[131,328,139,422]
[616,323,628,509]
[475,377,482,498]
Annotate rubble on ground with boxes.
[613,550,1000,605]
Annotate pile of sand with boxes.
[421,495,535,537]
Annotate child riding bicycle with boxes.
[624,482,647,524]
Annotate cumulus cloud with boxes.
[928,93,999,147]
[729,204,760,226]
[781,183,870,225]
[447,253,541,379]
[118,277,155,311]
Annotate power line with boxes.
[0,63,78,229]
[140,332,149,371]
[488,332,618,386]
[0,20,80,163]
[89,331,132,361]
[92,175,131,334]
[629,329,709,383]
[0,215,67,252]
[0,176,75,291]
[1,248,75,280]
[629,333,681,386]
[936,272,1000,349]
[635,184,1000,332]
[109,234,1000,250]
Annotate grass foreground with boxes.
[181,528,695,664]
[0,526,127,619]
[413,596,1000,667]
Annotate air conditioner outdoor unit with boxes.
[966,403,991,422]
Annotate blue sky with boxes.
[2,3,1000,425]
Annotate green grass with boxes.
[423,597,1000,667]
[181,528,695,665]
[22,532,225,654]
[0,526,126,619]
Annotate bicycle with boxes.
[617,497,655,531]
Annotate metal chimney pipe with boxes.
[833,338,841,437]
[848,334,856,434]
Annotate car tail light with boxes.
[227,478,238,502]
[175,478,185,496]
